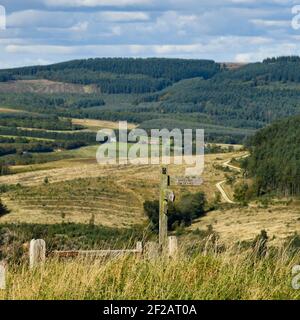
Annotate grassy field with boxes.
[72,118,137,131]
[0,107,24,113]
[1,149,300,247]
[1,245,299,300]
[0,80,98,94]
[190,204,300,246]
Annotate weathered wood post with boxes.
[159,167,175,252]
[145,241,159,260]
[29,239,46,269]
[0,262,6,290]
[136,241,143,257]
[136,241,143,253]
[168,236,178,258]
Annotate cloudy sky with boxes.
[0,0,300,68]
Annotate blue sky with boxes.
[0,0,299,68]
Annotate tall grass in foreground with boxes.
[1,246,300,300]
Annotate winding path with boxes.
[216,180,235,204]
[215,153,249,204]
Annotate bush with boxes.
[0,198,9,217]
[0,223,145,262]
[252,230,268,258]
[144,192,206,232]
[143,200,159,231]
[234,182,250,205]
[0,164,10,176]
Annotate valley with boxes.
[0,56,300,260]
[1,145,299,247]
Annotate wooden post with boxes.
[159,167,170,250]
[168,236,178,258]
[145,242,159,260]
[29,239,46,269]
[136,241,143,253]
[0,262,6,290]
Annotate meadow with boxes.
[1,244,299,300]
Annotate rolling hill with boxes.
[244,114,300,196]
[0,57,300,144]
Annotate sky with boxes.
[0,0,300,68]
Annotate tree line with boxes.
[244,115,300,196]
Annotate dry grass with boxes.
[0,152,235,227]
[1,150,300,246]
[0,80,98,94]
[0,107,23,113]
[1,246,299,300]
[190,205,300,246]
[1,175,146,227]
[72,118,137,131]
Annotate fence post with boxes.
[168,236,178,258]
[145,241,159,260]
[29,239,46,269]
[0,262,6,290]
[136,241,143,253]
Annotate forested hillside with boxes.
[221,56,300,83]
[0,58,220,94]
[1,56,300,144]
[144,56,300,129]
[244,115,300,196]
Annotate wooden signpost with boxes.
[159,167,172,249]
[171,176,203,186]
[159,166,202,251]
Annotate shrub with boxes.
[0,198,9,217]
[234,182,250,205]
[0,164,10,176]
[252,230,268,258]
[144,192,206,232]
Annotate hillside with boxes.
[141,56,300,130]
[0,80,99,94]
[0,58,220,94]
[1,57,300,144]
[244,115,300,196]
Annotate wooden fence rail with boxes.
[52,241,143,258]
[29,237,178,268]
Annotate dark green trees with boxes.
[0,199,9,216]
[144,192,206,232]
[245,115,300,196]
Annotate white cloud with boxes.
[69,21,89,32]
[5,44,75,54]
[234,41,300,62]
[44,0,151,7]
[251,19,290,28]
[0,5,6,30]
[98,12,150,22]
[7,10,73,28]
[1,35,286,58]
[0,0,299,67]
